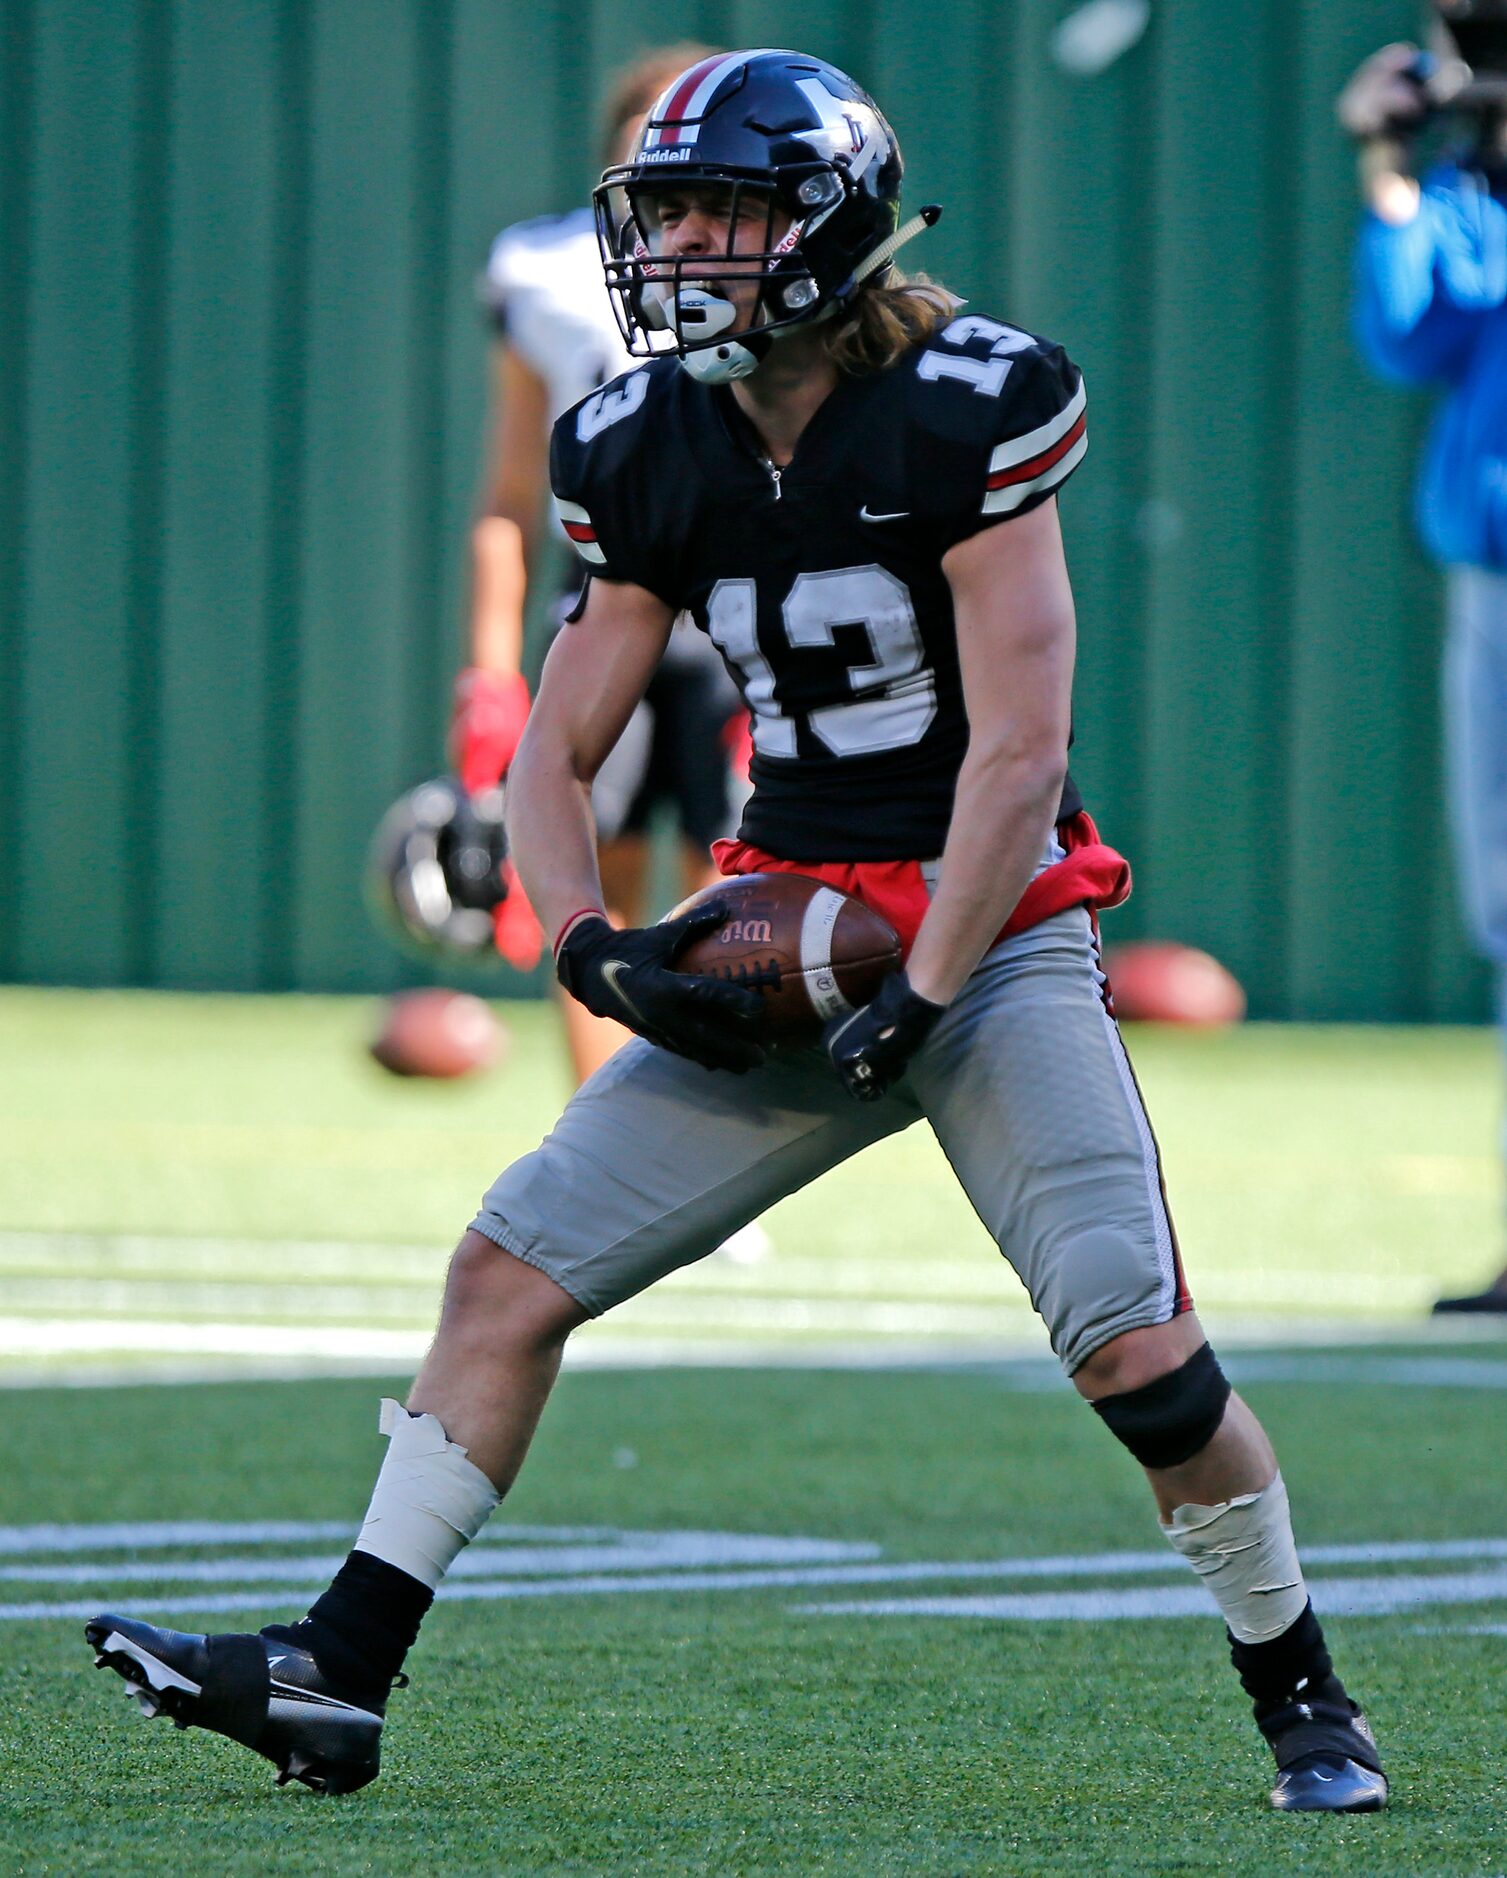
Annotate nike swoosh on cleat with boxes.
[859,505,908,522]
[269,1680,382,1721]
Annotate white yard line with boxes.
[3,1318,1507,1389]
[10,1523,1507,1623]
[15,1561,1507,1626]
[0,1227,1462,1316]
[9,1530,1504,1578]
[0,1520,619,1556]
[0,1535,879,1584]
[805,1568,1507,1622]
[0,1319,431,1359]
[1224,1353,1507,1389]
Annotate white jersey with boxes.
[479,207,632,423]
[479,206,713,673]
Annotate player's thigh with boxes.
[473,1039,919,1315]
[910,907,1185,1375]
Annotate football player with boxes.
[457,42,751,1086]
[85,50,1388,1814]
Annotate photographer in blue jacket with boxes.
[1340,1,1507,1313]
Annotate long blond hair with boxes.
[822,273,957,375]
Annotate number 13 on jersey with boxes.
[706,565,937,760]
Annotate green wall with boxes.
[0,0,1482,1018]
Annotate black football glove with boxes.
[556,908,769,1074]
[824,970,944,1101]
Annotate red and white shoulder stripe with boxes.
[982,376,1087,516]
[556,498,605,566]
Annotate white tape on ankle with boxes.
[353,1399,500,1591]
[1160,1471,1307,1644]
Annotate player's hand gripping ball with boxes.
[824,970,944,1100]
[666,874,902,1049]
[556,905,770,1073]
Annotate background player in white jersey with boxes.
[84,50,1389,1816]
[458,44,748,1086]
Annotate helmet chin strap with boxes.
[848,203,943,293]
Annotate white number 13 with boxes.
[916,315,1035,397]
[706,565,937,759]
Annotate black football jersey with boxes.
[549,312,1087,861]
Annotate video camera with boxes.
[1412,0,1507,134]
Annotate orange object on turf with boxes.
[368,989,506,1079]
[1101,942,1246,1027]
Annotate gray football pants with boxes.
[472,906,1187,1373]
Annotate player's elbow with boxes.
[1018,747,1070,820]
[509,716,592,814]
[968,730,1067,817]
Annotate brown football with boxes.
[369,988,507,1078]
[665,873,902,1045]
[1101,942,1247,1027]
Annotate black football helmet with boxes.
[594,48,937,384]
[367,777,510,955]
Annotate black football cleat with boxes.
[85,1613,392,1794]
[1432,1282,1507,1314]
[1260,1677,1388,1813]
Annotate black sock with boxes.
[1227,1601,1338,1711]
[266,1551,433,1702]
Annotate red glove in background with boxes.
[450,668,530,797]
[492,866,542,973]
[722,709,754,783]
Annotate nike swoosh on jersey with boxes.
[859,505,909,522]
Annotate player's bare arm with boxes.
[906,497,1075,1007]
[469,343,551,676]
[510,576,766,1072]
[506,573,675,941]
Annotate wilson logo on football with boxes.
[718,919,773,945]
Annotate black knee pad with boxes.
[1090,1341,1231,1468]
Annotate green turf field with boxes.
[10,1364,1507,1875]
[5,988,1507,1873]
[0,986,1502,1371]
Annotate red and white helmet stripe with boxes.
[641,49,776,148]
